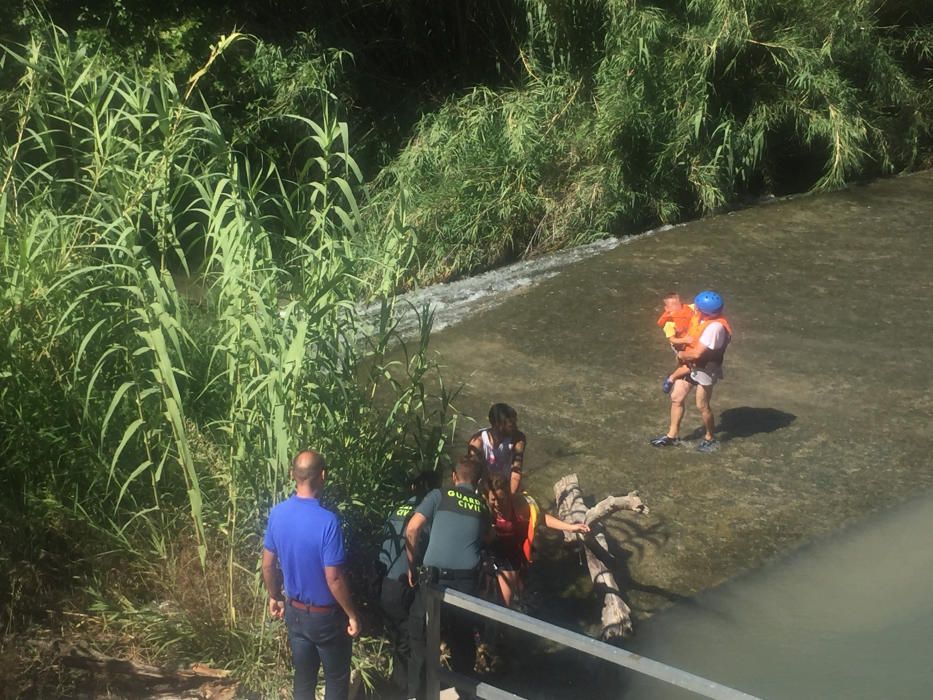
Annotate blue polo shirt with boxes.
[263,495,346,606]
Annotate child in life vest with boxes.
[656,293,695,393]
[483,474,589,608]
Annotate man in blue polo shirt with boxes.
[262,450,361,700]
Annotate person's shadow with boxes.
[717,406,796,441]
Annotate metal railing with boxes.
[423,585,762,700]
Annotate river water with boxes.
[403,170,933,698]
[623,488,933,698]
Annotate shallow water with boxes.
[426,170,933,607]
[624,489,933,698]
[414,171,933,698]
[360,230,657,337]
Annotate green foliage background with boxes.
[0,25,451,695]
[3,1,930,284]
[364,0,933,283]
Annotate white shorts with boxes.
[690,362,723,387]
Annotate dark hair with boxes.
[488,403,517,431]
[664,292,681,301]
[483,473,510,496]
[409,470,441,498]
[454,456,481,485]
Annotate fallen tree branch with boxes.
[554,473,589,543]
[553,473,648,640]
[586,492,648,525]
[589,530,633,638]
[59,644,236,699]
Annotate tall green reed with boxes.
[360,0,933,286]
[0,21,451,681]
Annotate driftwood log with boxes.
[553,473,648,640]
[59,643,364,699]
[59,644,238,699]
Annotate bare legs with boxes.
[665,363,691,386]
[666,379,690,438]
[497,570,522,608]
[665,379,715,440]
[696,384,715,441]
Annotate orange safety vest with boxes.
[493,494,540,566]
[656,304,696,338]
[521,494,540,564]
[685,313,733,365]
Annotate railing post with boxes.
[425,584,442,700]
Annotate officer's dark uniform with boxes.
[407,483,490,699]
[377,497,422,689]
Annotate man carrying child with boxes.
[651,290,732,453]
[656,293,696,393]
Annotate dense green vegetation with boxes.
[364,0,933,282]
[0,25,450,695]
[1,0,932,694]
[4,1,932,285]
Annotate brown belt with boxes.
[289,599,335,613]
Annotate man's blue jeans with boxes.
[284,604,352,700]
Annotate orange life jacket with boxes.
[521,494,540,564]
[656,304,696,338]
[685,313,733,365]
[495,493,540,566]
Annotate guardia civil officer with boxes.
[376,470,439,690]
[405,456,490,699]
[262,450,361,700]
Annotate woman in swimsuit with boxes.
[469,403,527,494]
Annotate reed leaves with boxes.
[361,0,933,285]
[0,21,451,680]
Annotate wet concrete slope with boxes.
[427,171,933,616]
